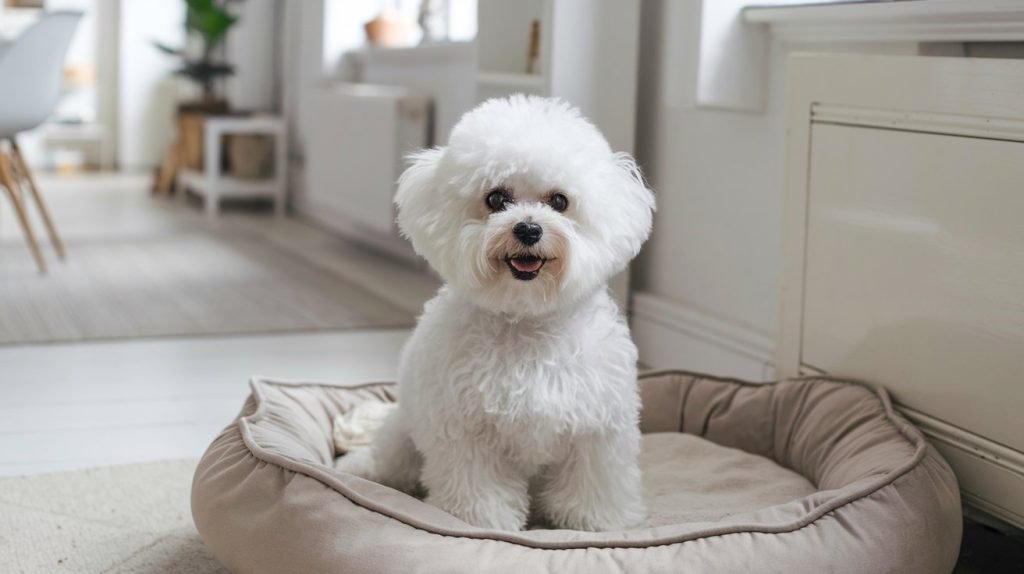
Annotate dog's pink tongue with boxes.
[510,258,543,273]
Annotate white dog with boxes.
[353,95,655,532]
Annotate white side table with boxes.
[177,115,288,218]
[38,122,112,170]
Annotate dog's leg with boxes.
[536,429,646,531]
[420,441,531,531]
[362,408,423,493]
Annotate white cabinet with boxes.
[355,42,476,145]
[781,53,1024,527]
[303,84,429,260]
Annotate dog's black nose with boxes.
[513,222,543,246]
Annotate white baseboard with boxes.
[901,407,1024,529]
[631,292,777,381]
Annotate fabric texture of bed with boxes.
[192,370,962,573]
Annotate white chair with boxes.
[0,11,81,273]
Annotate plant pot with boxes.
[177,100,229,171]
[364,9,414,48]
[228,134,274,180]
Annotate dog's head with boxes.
[396,96,655,317]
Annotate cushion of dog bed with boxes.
[192,371,962,574]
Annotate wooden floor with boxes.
[0,173,436,476]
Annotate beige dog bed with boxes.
[192,371,962,573]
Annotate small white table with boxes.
[177,115,288,218]
[38,122,112,170]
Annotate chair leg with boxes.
[0,151,46,273]
[11,140,65,259]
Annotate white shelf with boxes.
[744,0,1024,43]
[350,42,474,66]
[38,123,107,141]
[179,169,279,199]
[0,6,40,40]
[476,72,545,90]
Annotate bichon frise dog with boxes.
[353,95,655,532]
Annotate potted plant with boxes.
[155,0,241,171]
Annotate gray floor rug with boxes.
[0,460,225,574]
[0,232,414,345]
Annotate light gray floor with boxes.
[0,172,435,476]
[0,329,411,476]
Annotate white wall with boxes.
[46,0,97,122]
[226,0,278,111]
[96,0,118,168]
[631,0,916,379]
[117,0,183,170]
[281,0,327,198]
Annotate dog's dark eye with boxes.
[548,193,569,212]
[486,189,510,212]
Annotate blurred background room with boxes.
[1,0,1022,571]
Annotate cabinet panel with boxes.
[306,85,429,238]
[802,123,1024,452]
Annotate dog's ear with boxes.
[395,148,443,210]
[395,147,445,254]
[610,151,656,256]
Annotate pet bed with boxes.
[192,370,962,573]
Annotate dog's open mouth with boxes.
[505,256,546,281]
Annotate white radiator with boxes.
[303,83,430,259]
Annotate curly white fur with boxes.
[350,96,656,532]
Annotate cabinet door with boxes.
[781,54,1024,527]
[803,123,1024,453]
[306,86,429,237]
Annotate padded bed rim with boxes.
[232,369,929,550]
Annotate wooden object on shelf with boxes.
[180,100,229,171]
[179,112,207,170]
[154,137,180,196]
[526,20,540,74]
[153,101,230,196]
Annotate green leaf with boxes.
[152,40,184,56]
[186,3,238,49]
[185,0,216,12]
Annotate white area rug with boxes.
[0,460,225,574]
